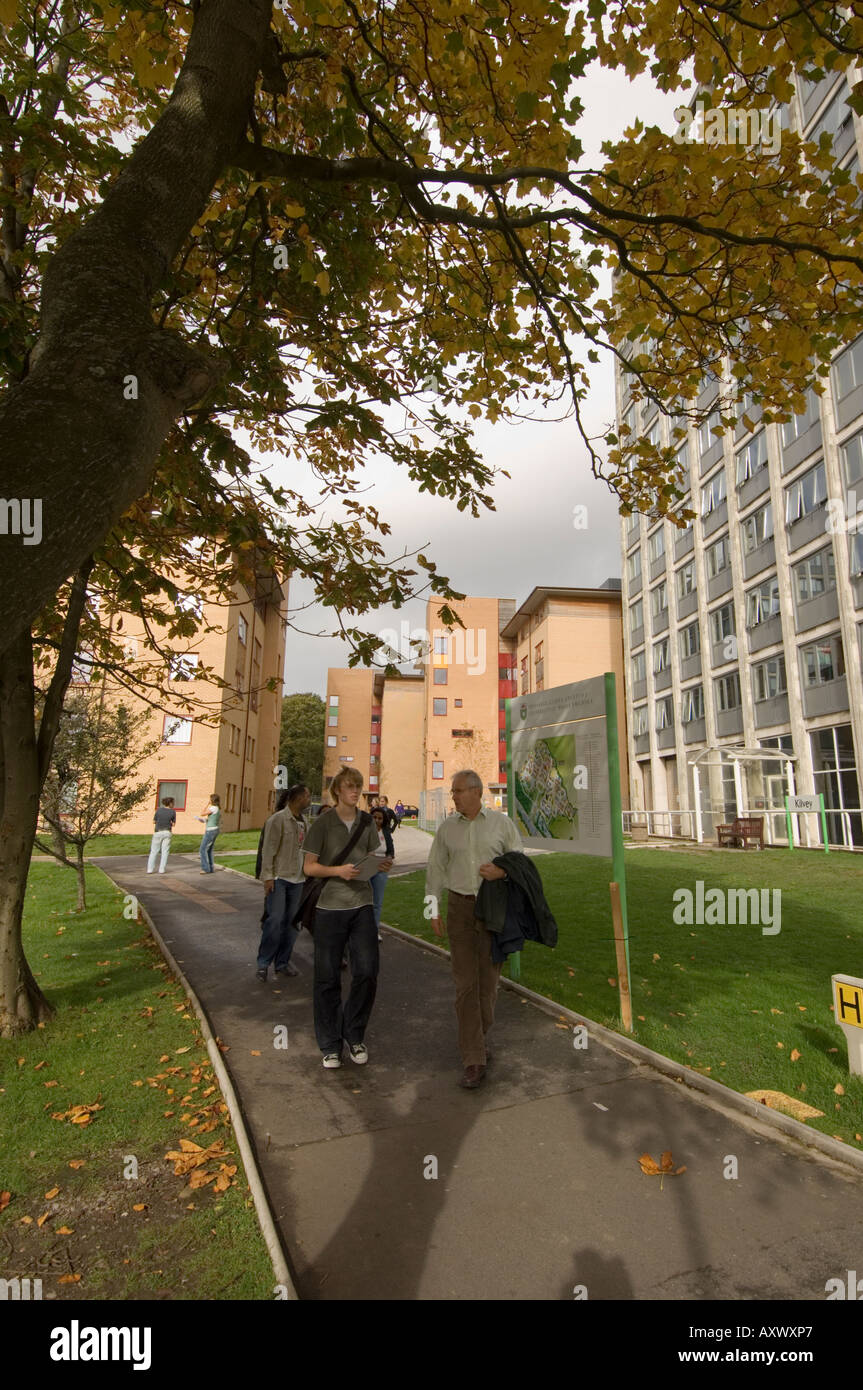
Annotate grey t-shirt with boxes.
[153,806,176,831]
[302,810,379,911]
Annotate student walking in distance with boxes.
[256,783,311,982]
[370,806,394,943]
[147,797,176,874]
[302,767,392,1069]
[425,769,521,1090]
[197,793,221,873]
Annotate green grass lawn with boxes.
[79,829,263,857]
[379,848,863,1149]
[0,865,275,1299]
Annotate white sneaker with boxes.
[322,1053,342,1069]
[348,1042,368,1065]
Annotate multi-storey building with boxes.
[501,582,628,807]
[71,567,288,834]
[618,69,863,848]
[323,666,424,805]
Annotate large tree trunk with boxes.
[0,0,274,659]
[0,632,53,1036]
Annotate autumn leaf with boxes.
[37,1212,50,1227]
[58,1273,81,1284]
[835,1084,845,1095]
[639,1150,686,1189]
[68,1160,85,1170]
[175,1047,191,1055]
[250,1049,261,1056]
[132,1204,147,1212]
[56,1225,74,1235]
[44,1186,59,1200]
[790,1049,802,1062]
[0,1190,11,1213]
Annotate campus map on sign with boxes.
[507,676,615,857]
[513,734,579,839]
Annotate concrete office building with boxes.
[618,70,863,848]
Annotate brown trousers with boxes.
[447,891,501,1066]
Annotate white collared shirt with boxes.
[425,806,521,907]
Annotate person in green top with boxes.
[197,792,222,873]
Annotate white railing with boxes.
[623,809,698,839]
[419,788,449,834]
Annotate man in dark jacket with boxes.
[475,852,558,963]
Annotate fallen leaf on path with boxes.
[37,1212,50,1227]
[56,1226,73,1235]
[132,1204,147,1212]
[250,1050,261,1056]
[638,1150,686,1189]
[58,1273,81,1284]
[20,1216,32,1225]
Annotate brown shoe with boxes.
[459,1064,486,1089]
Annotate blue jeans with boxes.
[370,871,389,929]
[312,906,378,1052]
[199,828,219,872]
[257,879,303,970]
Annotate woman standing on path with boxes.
[197,792,222,873]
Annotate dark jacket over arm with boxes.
[475,851,559,964]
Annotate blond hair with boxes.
[330,766,364,798]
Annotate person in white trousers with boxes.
[147,797,177,873]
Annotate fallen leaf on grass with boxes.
[790,1049,802,1062]
[835,1084,845,1095]
[37,1212,50,1228]
[34,1061,47,1071]
[44,1187,59,1200]
[607,977,616,987]
[0,1190,11,1213]
[250,1050,261,1056]
[746,1090,823,1121]
[58,1273,81,1284]
[132,1204,147,1212]
[770,1008,783,1015]
[68,1160,85,1170]
[20,1216,32,1225]
[158,1054,170,1063]
[56,1226,73,1235]
[175,1047,191,1055]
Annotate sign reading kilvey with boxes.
[832,974,863,1076]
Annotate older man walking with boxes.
[425,769,521,1089]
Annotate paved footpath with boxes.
[94,848,863,1301]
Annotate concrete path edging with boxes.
[97,865,298,1300]
[381,921,863,1179]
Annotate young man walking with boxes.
[256,783,311,982]
[302,768,392,1069]
[425,769,521,1090]
[147,797,176,874]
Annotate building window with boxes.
[745,576,781,627]
[715,671,742,711]
[631,650,646,684]
[809,86,854,151]
[741,500,774,554]
[632,705,648,736]
[327,712,338,727]
[630,598,643,633]
[793,547,836,604]
[433,698,447,715]
[432,760,444,779]
[452,728,473,738]
[627,548,642,583]
[647,527,665,563]
[655,696,673,731]
[710,602,736,643]
[700,467,727,517]
[735,431,768,485]
[753,655,787,702]
[851,532,863,576]
[433,668,447,685]
[434,635,448,655]
[329,694,339,706]
[681,685,704,722]
[679,621,700,659]
[785,459,826,524]
[167,653,199,681]
[841,428,863,487]
[781,388,820,446]
[706,535,731,578]
[653,638,670,674]
[238,613,248,645]
[157,780,187,811]
[800,634,845,687]
[698,406,722,455]
[454,698,463,707]
[327,735,337,747]
[650,580,668,617]
[534,642,543,663]
[832,335,863,402]
[676,561,696,599]
[163,717,191,744]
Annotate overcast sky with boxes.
[278,68,683,697]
